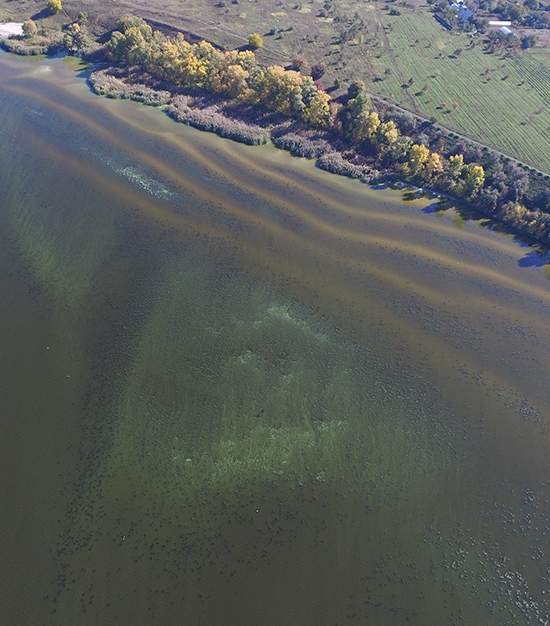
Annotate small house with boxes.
[451,2,474,22]
[450,3,474,22]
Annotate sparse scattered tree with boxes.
[248,32,264,49]
[291,56,309,72]
[347,80,366,99]
[521,34,536,50]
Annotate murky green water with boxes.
[1,52,550,626]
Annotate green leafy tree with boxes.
[387,135,413,161]
[64,19,94,55]
[342,90,377,143]
[107,16,153,64]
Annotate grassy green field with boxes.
[2,0,549,171]
[366,11,550,172]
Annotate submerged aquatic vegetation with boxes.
[1,131,117,309]
[4,58,549,623]
[47,244,478,625]
[61,256,446,561]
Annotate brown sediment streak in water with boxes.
[185,131,522,254]
[8,80,550,339]
[157,136,550,317]
[90,105,550,330]
[23,133,236,248]
[97,95,522,261]
[65,89,550,307]
[27,129,550,430]
[6,80,550,334]
[2,64,539,271]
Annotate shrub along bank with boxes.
[101,16,550,247]
[3,12,550,248]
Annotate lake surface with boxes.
[1,51,550,626]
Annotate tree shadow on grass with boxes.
[31,8,53,20]
[76,64,95,80]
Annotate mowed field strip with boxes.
[366,11,550,172]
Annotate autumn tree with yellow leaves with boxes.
[48,0,62,14]
[107,17,332,129]
[376,120,399,146]
[22,19,38,38]
[104,16,494,208]
[406,143,430,177]
[463,164,485,196]
[248,33,264,49]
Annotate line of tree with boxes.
[344,82,550,239]
[340,82,486,199]
[105,17,549,243]
[106,17,484,196]
[107,16,332,129]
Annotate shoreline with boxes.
[1,39,549,253]
[88,64,550,252]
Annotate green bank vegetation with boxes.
[107,16,332,129]
[94,0,548,171]
[1,0,549,171]
[1,6,549,246]
[104,16,550,246]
